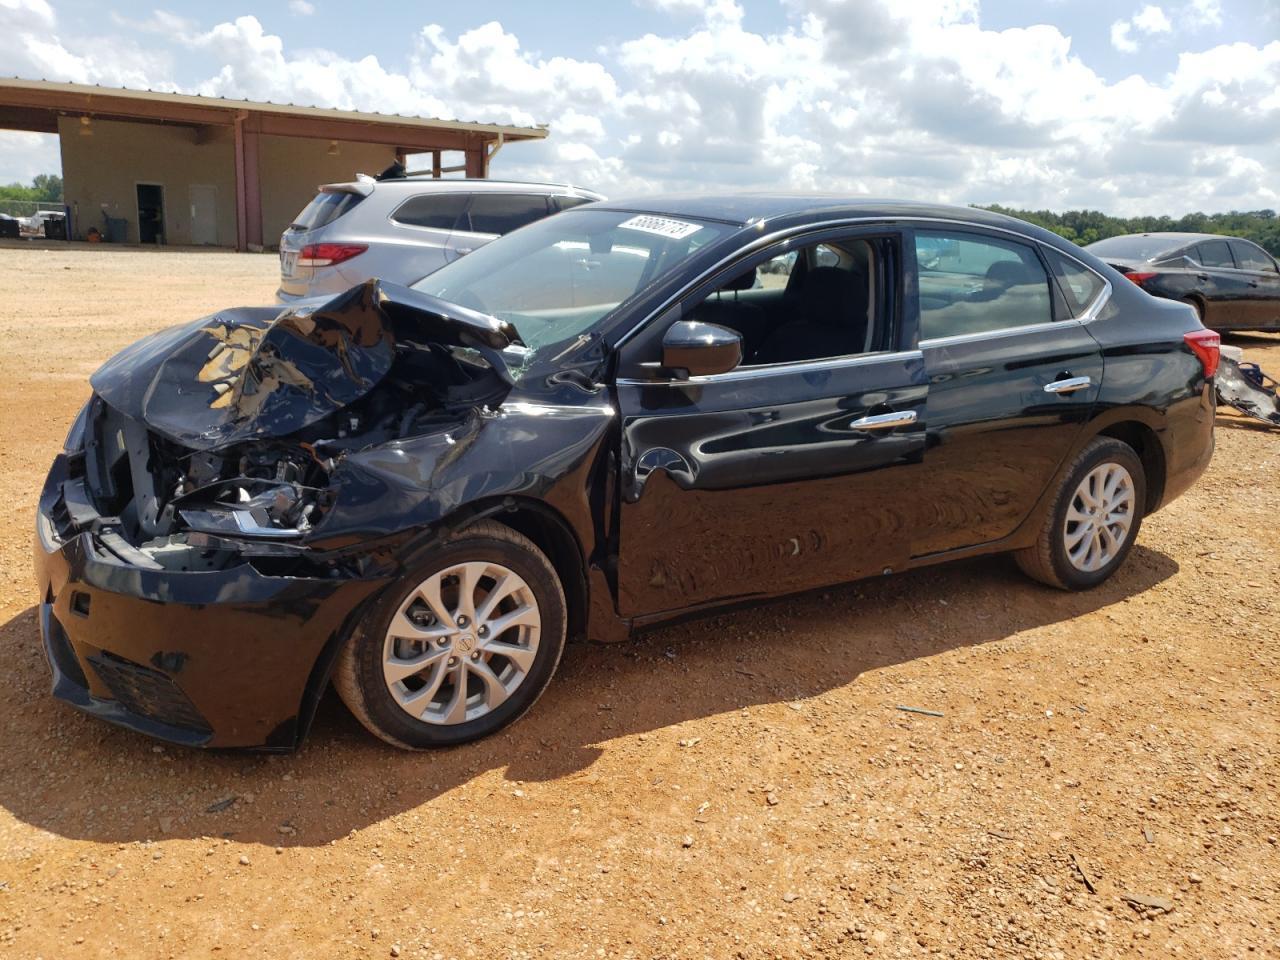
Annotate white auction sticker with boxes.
[617,215,703,240]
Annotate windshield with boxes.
[411,209,734,361]
[1085,235,1183,262]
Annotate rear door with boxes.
[1228,239,1280,329]
[388,191,470,281]
[911,227,1105,557]
[446,194,553,261]
[613,227,929,619]
[1193,239,1253,329]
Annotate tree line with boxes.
[978,204,1280,257]
[0,174,63,204]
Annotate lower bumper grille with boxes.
[87,651,211,734]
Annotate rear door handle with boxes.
[1044,376,1092,395]
[849,410,918,431]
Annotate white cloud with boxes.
[288,0,315,15]
[1111,20,1138,53]
[0,1,1276,216]
[1178,0,1223,29]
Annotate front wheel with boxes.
[1015,437,1146,590]
[334,520,567,749]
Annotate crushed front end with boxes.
[33,280,520,749]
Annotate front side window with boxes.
[1043,248,1106,317]
[915,230,1052,339]
[392,193,468,230]
[464,194,551,235]
[1196,240,1234,268]
[412,209,734,366]
[685,239,885,366]
[1229,240,1278,273]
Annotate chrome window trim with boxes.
[919,318,1084,350]
[616,348,923,387]
[612,214,1113,351]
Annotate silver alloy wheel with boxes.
[1063,462,1136,573]
[381,560,541,725]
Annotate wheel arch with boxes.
[1093,418,1167,515]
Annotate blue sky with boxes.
[2,0,1278,214]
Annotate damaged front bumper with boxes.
[34,452,390,750]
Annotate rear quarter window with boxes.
[391,193,468,231]
[1229,240,1278,273]
[291,191,364,231]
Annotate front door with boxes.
[910,228,1105,557]
[613,229,929,619]
[189,185,217,246]
[1228,239,1280,330]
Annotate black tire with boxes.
[334,520,566,749]
[1014,437,1147,590]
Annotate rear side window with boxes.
[291,191,364,231]
[392,193,468,231]
[915,230,1053,339]
[464,194,550,235]
[1043,248,1106,317]
[1229,240,1277,273]
[1196,240,1235,268]
[553,195,594,212]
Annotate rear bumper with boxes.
[34,455,387,750]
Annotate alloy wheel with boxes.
[1063,462,1135,573]
[381,561,541,725]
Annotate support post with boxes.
[233,111,263,252]
[464,143,487,178]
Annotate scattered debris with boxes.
[1121,893,1174,916]
[1071,853,1097,894]
[782,892,799,903]
[205,796,236,814]
[1217,355,1280,427]
[896,705,944,718]
[681,835,694,848]
[988,829,1017,841]
[678,737,701,748]
[1142,827,1154,844]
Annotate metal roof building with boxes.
[0,78,548,250]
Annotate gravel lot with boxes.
[0,243,1277,959]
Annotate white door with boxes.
[189,185,218,245]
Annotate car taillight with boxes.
[1124,271,1157,286]
[1183,329,1220,378]
[297,243,367,267]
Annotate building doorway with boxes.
[189,184,218,245]
[136,183,165,244]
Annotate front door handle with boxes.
[1044,375,1092,395]
[849,410,918,431]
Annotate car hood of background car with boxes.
[90,279,521,451]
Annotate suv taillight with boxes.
[297,243,367,267]
[1183,329,1220,378]
[1124,271,1157,286]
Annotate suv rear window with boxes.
[392,193,468,231]
[291,191,364,231]
[464,194,550,235]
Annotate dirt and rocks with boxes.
[0,243,1276,959]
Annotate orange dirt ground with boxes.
[0,243,1276,959]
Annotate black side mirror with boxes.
[661,320,742,378]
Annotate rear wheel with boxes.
[334,521,566,749]
[1015,437,1146,590]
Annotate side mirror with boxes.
[661,320,742,378]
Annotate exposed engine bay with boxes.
[64,280,520,572]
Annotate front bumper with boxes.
[34,454,387,750]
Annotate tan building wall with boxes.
[258,135,396,244]
[58,118,396,248]
[58,116,237,246]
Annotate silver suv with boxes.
[277,177,604,302]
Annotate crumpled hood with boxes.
[90,279,520,451]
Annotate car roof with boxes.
[325,177,603,198]
[1097,232,1227,244]
[587,193,1042,231]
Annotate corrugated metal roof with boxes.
[0,77,548,139]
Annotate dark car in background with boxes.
[35,197,1217,751]
[1086,232,1280,331]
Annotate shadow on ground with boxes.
[0,546,1178,847]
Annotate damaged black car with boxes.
[35,197,1217,750]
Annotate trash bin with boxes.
[43,214,67,241]
[103,216,128,243]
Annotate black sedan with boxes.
[35,197,1217,750]
[1086,232,1280,332]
